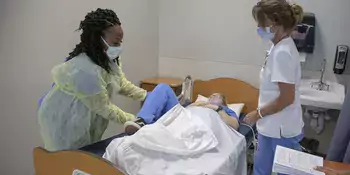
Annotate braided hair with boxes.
[67,8,121,73]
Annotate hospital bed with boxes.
[33,77,259,175]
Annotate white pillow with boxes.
[194,94,245,116]
[227,103,245,116]
[195,94,209,103]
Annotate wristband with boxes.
[216,106,223,112]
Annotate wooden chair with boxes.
[33,147,124,175]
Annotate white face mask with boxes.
[101,37,122,60]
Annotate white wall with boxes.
[0,0,158,174]
[158,0,350,87]
[159,0,264,87]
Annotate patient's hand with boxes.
[204,104,219,111]
[190,101,208,107]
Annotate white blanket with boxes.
[103,105,247,175]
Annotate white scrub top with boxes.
[257,37,304,138]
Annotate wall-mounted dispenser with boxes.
[291,13,315,53]
[333,45,349,74]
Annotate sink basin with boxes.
[300,79,345,110]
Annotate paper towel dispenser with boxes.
[291,13,315,53]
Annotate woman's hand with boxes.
[243,110,260,125]
[315,166,350,175]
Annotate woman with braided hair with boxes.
[38,8,149,151]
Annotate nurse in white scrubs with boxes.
[243,0,304,174]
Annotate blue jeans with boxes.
[327,88,350,163]
[137,84,179,124]
[253,133,303,175]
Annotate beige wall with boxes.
[0,0,158,174]
[158,0,350,87]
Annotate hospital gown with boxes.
[38,53,147,151]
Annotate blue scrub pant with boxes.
[327,89,350,163]
[254,133,303,175]
[137,83,179,124]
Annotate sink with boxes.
[300,79,345,110]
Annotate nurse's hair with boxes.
[252,0,303,32]
[67,8,121,73]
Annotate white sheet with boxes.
[103,105,247,175]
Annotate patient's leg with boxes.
[124,84,178,135]
[138,83,179,124]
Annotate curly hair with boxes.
[67,8,121,73]
[252,0,304,32]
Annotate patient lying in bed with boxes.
[124,84,240,135]
[103,84,246,175]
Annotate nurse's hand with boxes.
[243,111,260,126]
[314,166,350,175]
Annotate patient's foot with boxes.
[178,75,192,106]
[124,117,146,135]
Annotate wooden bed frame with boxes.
[191,78,259,114]
[33,77,259,175]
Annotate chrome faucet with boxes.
[311,59,329,91]
[320,59,326,84]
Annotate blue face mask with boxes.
[257,27,275,41]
